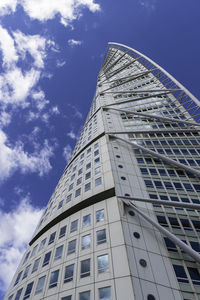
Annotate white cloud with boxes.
[13,31,47,69]
[0,196,44,292]
[139,0,157,11]
[0,130,54,181]
[0,0,17,16]
[32,90,49,111]
[63,144,72,162]
[56,60,66,68]
[68,39,83,47]
[20,0,100,25]
[0,111,12,128]
[0,26,18,67]
[51,106,60,115]
[67,129,78,140]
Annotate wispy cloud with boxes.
[68,39,83,47]
[138,0,157,11]
[0,196,44,292]
[67,129,78,140]
[63,144,72,162]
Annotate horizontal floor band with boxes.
[29,187,115,246]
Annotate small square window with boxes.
[64,264,74,283]
[94,157,100,164]
[49,269,59,288]
[14,289,22,300]
[30,245,38,258]
[62,296,72,300]
[32,258,40,273]
[77,177,82,185]
[80,259,90,278]
[83,214,91,227]
[69,183,73,191]
[70,220,78,233]
[94,150,99,156]
[39,238,46,251]
[58,200,63,209]
[96,209,104,222]
[78,168,83,175]
[95,177,102,186]
[22,264,31,279]
[86,163,91,170]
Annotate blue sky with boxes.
[0,0,200,298]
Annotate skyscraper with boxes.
[5,42,200,300]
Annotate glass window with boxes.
[30,245,37,258]
[22,264,31,279]
[85,172,91,180]
[23,282,33,299]
[71,174,75,181]
[39,238,46,251]
[144,180,154,188]
[62,297,72,300]
[164,181,173,189]
[94,157,100,164]
[98,255,109,273]
[32,258,40,273]
[42,251,51,267]
[67,239,76,255]
[85,182,91,192]
[69,183,73,191]
[78,168,83,175]
[87,148,91,154]
[59,226,66,238]
[35,276,46,295]
[96,209,104,222]
[49,270,59,288]
[94,150,99,156]
[82,234,91,250]
[8,295,13,300]
[75,188,81,197]
[94,142,99,149]
[14,271,23,286]
[97,229,106,245]
[173,265,188,283]
[140,168,149,175]
[80,291,90,300]
[14,288,23,300]
[70,220,78,233]
[154,181,164,189]
[48,232,56,245]
[54,245,63,261]
[95,166,101,175]
[99,287,111,300]
[77,177,82,185]
[183,183,194,191]
[86,163,91,170]
[80,259,90,278]
[95,177,102,186]
[66,194,72,203]
[64,264,74,283]
[173,182,183,190]
[23,251,30,264]
[83,214,91,227]
[58,200,63,209]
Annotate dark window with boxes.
[49,270,59,288]
[85,172,91,180]
[23,282,33,300]
[80,291,90,300]
[62,296,72,300]
[22,265,31,279]
[167,169,176,176]
[66,194,72,203]
[173,264,189,283]
[96,209,104,222]
[173,182,183,190]
[54,245,63,260]
[14,271,23,286]
[188,267,200,285]
[70,220,78,233]
[149,169,158,175]
[48,232,56,244]
[154,181,164,189]
[164,181,173,189]
[14,288,23,300]
[64,264,74,283]
[42,251,51,267]
[75,188,81,197]
[99,287,111,300]
[77,177,82,185]
[86,162,91,169]
[80,259,90,278]
[144,180,154,188]
[59,226,66,238]
[164,237,177,252]
[58,200,63,209]
[183,183,194,192]
[67,239,76,254]
[39,238,46,251]
[158,169,167,176]
[140,168,148,175]
[85,182,91,192]
[23,252,30,264]
[97,229,106,245]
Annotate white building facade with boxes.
[5,43,200,300]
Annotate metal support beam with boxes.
[118,195,200,210]
[103,51,127,74]
[121,198,200,264]
[108,128,200,134]
[102,88,180,95]
[109,134,200,178]
[104,106,200,127]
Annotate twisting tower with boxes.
[5,43,200,300]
